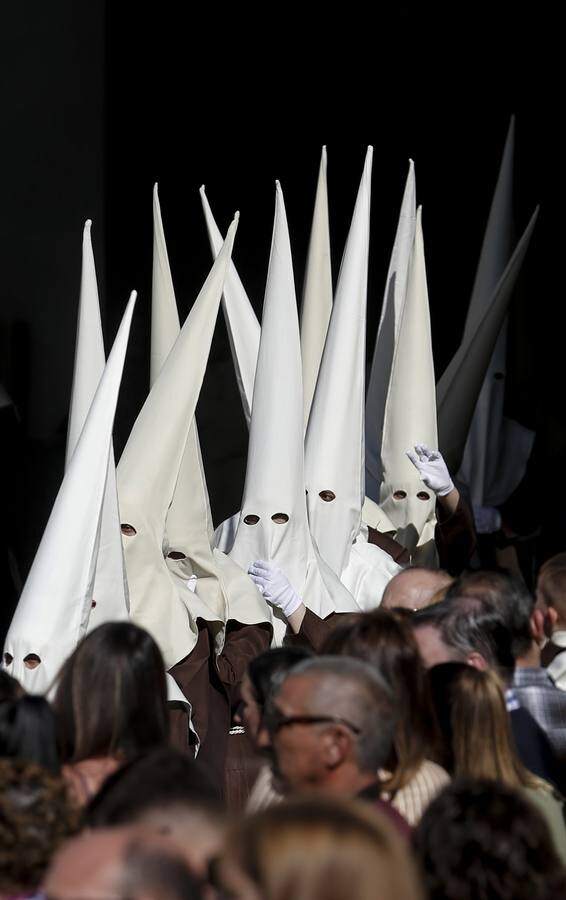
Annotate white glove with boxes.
[473,505,502,534]
[248,560,303,618]
[406,444,454,497]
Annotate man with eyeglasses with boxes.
[265,655,411,836]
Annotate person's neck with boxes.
[517,642,542,668]
[554,620,566,634]
[313,765,379,799]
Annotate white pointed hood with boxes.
[304,147,400,603]
[3,293,136,693]
[365,161,416,502]
[300,146,333,425]
[151,187,267,639]
[200,186,260,426]
[228,182,358,635]
[118,216,266,668]
[65,220,129,629]
[458,118,535,506]
[437,207,539,476]
[380,207,438,560]
[305,147,371,573]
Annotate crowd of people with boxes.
[1,125,552,897]
[2,558,566,898]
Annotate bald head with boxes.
[382,567,453,611]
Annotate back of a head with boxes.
[0,695,59,771]
[122,839,203,900]
[322,610,437,777]
[538,553,566,621]
[0,758,79,894]
[54,622,168,763]
[87,747,222,828]
[283,656,396,773]
[382,567,453,611]
[248,646,312,709]
[219,796,423,900]
[429,664,525,786]
[447,570,534,660]
[413,778,566,900]
[415,593,515,679]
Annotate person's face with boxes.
[237,674,262,743]
[267,676,327,795]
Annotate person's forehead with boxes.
[277,673,313,709]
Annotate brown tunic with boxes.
[168,618,272,806]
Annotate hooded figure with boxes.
[379,207,438,566]
[118,207,268,672]
[200,185,260,427]
[2,293,136,693]
[300,145,333,426]
[365,160,416,505]
[436,206,539,478]
[304,147,400,607]
[226,182,358,642]
[457,117,535,508]
[65,220,129,628]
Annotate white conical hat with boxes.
[200,185,260,426]
[380,207,438,560]
[151,187,267,641]
[300,146,333,426]
[365,161,416,502]
[2,293,136,693]
[457,118,535,506]
[228,182,358,638]
[437,207,539,476]
[305,147,371,573]
[118,216,266,668]
[65,220,129,629]
[150,185,221,615]
[304,147,401,603]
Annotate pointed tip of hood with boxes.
[199,184,206,196]
[84,219,92,232]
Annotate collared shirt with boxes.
[545,630,566,692]
[512,667,566,761]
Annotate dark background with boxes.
[1,6,563,639]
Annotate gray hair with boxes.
[278,656,396,773]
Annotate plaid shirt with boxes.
[512,667,566,760]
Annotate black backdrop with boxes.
[1,6,563,639]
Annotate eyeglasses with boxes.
[264,708,362,735]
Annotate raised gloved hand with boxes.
[473,505,502,534]
[406,444,455,497]
[248,559,303,618]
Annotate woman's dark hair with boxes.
[247,646,312,709]
[413,778,566,900]
[53,622,168,763]
[0,759,80,893]
[0,695,59,771]
[322,608,439,790]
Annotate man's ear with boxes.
[531,608,546,644]
[322,726,352,769]
[466,651,489,672]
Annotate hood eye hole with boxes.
[393,490,407,500]
[271,513,289,524]
[167,551,186,560]
[493,371,505,380]
[244,514,260,526]
[319,490,336,503]
[91,600,97,608]
[121,524,137,536]
[24,654,41,669]
[4,653,13,665]
[417,491,431,501]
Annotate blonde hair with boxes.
[220,796,423,900]
[449,667,544,790]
